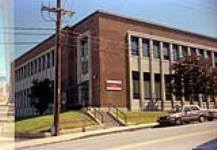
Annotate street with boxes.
[21,121,217,150]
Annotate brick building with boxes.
[14,10,217,118]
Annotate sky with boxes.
[14,0,217,58]
[0,6,6,75]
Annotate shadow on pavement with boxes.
[192,139,217,150]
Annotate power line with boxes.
[0,27,55,30]
[0,32,53,36]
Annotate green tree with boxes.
[28,79,54,115]
[171,55,217,108]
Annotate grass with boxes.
[115,111,168,125]
[15,111,97,134]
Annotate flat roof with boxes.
[95,10,217,40]
[15,10,217,63]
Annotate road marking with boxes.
[108,129,217,150]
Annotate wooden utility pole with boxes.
[42,0,74,136]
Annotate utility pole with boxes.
[42,0,74,136]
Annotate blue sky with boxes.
[14,0,217,58]
[0,9,6,75]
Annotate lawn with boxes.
[115,111,168,125]
[15,111,97,134]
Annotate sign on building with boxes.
[106,80,122,91]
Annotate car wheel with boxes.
[175,118,182,125]
[207,113,214,121]
[207,117,213,121]
[198,116,205,123]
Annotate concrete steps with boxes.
[101,111,120,128]
[87,108,121,128]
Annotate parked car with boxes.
[157,105,209,126]
[207,109,217,121]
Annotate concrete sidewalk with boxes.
[16,123,157,149]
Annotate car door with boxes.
[190,106,201,120]
[183,106,192,121]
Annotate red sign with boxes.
[106,80,122,91]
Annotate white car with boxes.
[207,109,217,121]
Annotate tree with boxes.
[171,55,217,108]
[28,78,54,115]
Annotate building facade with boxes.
[14,11,217,118]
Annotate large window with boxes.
[51,50,55,67]
[198,49,204,58]
[34,59,37,74]
[155,74,161,99]
[81,60,88,75]
[165,75,172,100]
[191,48,196,56]
[182,46,188,58]
[144,73,151,99]
[142,38,149,57]
[81,37,88,57]
[206,50,211,59]
[173,44,179,61]
[163,42,169,60]
[42,55,46,70]
[215,52,217,67]
[132,71,140,99]
[38,57,41,72]
[153,41,160,58]
[131,36,139,56]
[30,62,33,75]
[47,53,50,69]
[24,65,27,78]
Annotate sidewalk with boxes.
[16,123,157,149]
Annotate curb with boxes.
[16,123,157,149]
[16,125,104,139]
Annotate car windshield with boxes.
[169,105,182,113]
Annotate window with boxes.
[38,57,41,72]
[182,46,188,58]
[51,50,55,66]
[42,55,46,70]
[206,51,211,59]
[173,44,179,61]
[163,42,169,60]
[165,75,172,100]
[191,48,196,56]
[34,59,37,74]
[132,71,140,99]
[31,62,33,75]
[47,53,50,69]
[21,67,24,80]
[184,106,191,112]
[144,73,151,99]
[131,36,139,56]
[142,38,149,57]
[81,60,88,74]
[24,65,27,78]
[81,37,88,57]
[191,106,200,111]
[28,63,31,77]
[153,41,160,58]
[155,74,161,99]
[198,49,204,58]
[215,52,217,67]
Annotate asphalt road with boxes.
[24,121,217,150]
